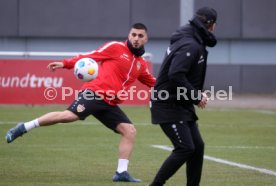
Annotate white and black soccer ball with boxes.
[74,58,98,82]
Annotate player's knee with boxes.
[176,144,196,156]
[127,125,137,137]
[60,110,79,122]
[117,123,137,138]
[125,125,137,137]
[186,145,196,154]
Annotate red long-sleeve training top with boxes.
[63,41,156,105]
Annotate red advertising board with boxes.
[0,59,152,105]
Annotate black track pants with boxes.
[150,121,204,186]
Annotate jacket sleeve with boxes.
[138,61,156,87]
[168,45,201,105]
[63,41,119,69]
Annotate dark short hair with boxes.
[131,23,148,32]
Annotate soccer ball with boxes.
[74,58,98,82]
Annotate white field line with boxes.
[207,145,276,150]
[152,145,276,177]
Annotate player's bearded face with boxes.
[128,28,148,49]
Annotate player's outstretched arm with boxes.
[47,62,64,72]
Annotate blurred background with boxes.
[0,0,276,95]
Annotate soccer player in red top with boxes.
[6,23,156,182]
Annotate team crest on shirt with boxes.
[76,104,85,112]
[136,61,141,71]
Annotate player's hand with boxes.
[47,62,64,72]
[197,92,209,109]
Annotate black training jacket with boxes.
[151,22,210,124]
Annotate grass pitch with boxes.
[0,105,275,186]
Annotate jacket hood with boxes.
[170,24,193,45]
[170,17,217,47]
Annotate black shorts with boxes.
[67,90,132,132]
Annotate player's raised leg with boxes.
[5,110,79,143]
